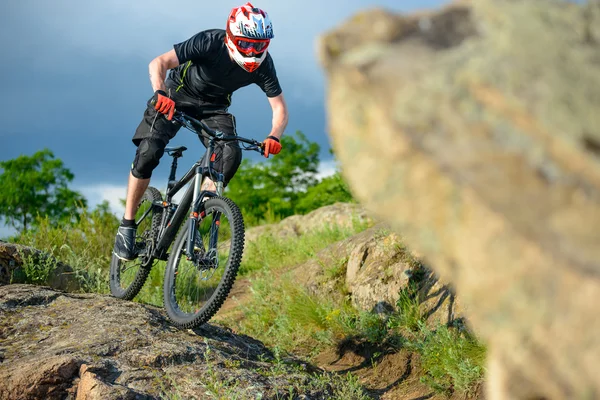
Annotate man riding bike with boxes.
[113,2,289,261]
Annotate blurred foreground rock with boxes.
[319,1,600,399]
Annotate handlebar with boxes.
[171,109,265,155]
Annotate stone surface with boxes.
[0,284,342,400]
[319,1,600,399]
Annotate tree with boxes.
[0,149,87,231]
[226,131,320,223]
[294,172,355,215]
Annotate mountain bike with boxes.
[109,109,264,329]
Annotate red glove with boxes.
[153,90,175,121]
[263,135,281,158]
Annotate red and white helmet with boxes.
[225,2,274,73]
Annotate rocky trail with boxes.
[0,284,333,400]
[0,201,476,399]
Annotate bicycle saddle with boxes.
[165,146,187,158]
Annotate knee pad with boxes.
[221,142,242,185]
[131,138,166,179]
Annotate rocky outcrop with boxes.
[319,1,600,399]
[0,241,80,291]
[0,284,342,400]
[245,202,373,243]
[294,224,464,327]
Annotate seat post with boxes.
[167,157,178,189]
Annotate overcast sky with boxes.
[0,0,448,237]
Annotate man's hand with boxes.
[263,135,281,158]
[153,90,175,121]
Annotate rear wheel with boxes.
[109,186,163,300]
[163,197,244,329]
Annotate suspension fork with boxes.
[185,166,204,261]
[185,176,223,261]
[184,138,224,261]
[184,179,222,261]
[208,171,225,252]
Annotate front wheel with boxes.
[109,186,163,300]
[163,196,245,329]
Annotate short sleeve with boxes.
[173,31,212,64]
[255,54,283,98]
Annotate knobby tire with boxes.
[163,196,245,329]
[109,186,163,300]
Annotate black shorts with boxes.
[131,85,242,184]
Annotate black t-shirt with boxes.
[167,29,282,105]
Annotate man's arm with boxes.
[148,49,180,93]
[267,93,289,139]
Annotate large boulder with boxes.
[319,1,600,399]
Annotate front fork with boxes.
[185,171,224,262]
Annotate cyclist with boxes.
[113,2,288,261]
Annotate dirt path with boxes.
[216,277,252,323]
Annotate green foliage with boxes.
[239,215,369,276]
[0,148,87,231]
[224,223,486,397]
[227,131,320,223]
[231,272,349,356]
[219,218,372,353]
[227,131,354,225]
[13,201,119,292]
[411,322,487,396]
[12,249,57,286]
[343,311,390,344]
[294,172,355,215]
[135,261,167,307]
[329,372,372,400]
[387,285,425,335]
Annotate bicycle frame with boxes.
[141,110,263,263]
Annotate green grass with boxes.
[386,285,425,336]
[409,322,487,397]
[229,274,343,355]
[224,250,486,397]
[11,247,57,286]
[225,270,393,356]
[11,206,118,293]
[239,216,369,276]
